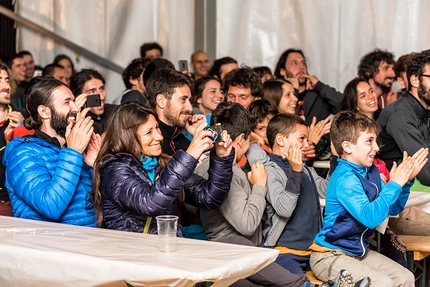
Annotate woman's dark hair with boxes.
[191,76,222,106]
[53,54,75,74]
[338,78,369,112]
[92,102,170,226]
[263,78,293,108]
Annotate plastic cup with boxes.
[156,215,178,252]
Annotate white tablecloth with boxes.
[0,217,278,287]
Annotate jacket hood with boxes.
[246,143,270,165]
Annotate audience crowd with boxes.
[1,42,430,287]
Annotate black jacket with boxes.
[101,149,234,234]
[377,92,430,185]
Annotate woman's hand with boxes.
[186,122,213,160]
[308,116,331,145]
[215,130,233,157]
[84,133,102,167]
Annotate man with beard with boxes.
[2,78,100,226]
[358,49,396,109]
[0,63,26,216]
[146,68,206,156]
[274,49,341,162]
[274,48,342,125]
[70,69,116,135]
[377,51,430,185]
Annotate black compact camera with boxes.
[85,94,101,108]
[204,125,223,143]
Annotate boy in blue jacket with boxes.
[311,111,428,286]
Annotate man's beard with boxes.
[374,78,393,92]
[418,82,430,107]
[50,107,76,138]
[164,101,191,128]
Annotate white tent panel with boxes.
[217,0,430,92]
[16,0,194,103]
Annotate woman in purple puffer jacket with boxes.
[91,102,234,234]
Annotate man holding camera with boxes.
[146,68,207,156]
[3,77,100,226]
[70,69,115,135]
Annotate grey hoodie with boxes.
[246,143,329,247]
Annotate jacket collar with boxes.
[404,92,430,119]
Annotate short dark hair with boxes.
[210,102,256,141]
[267,113,307,149]
[338,77,369,112]
[142,58,175,84]
[145,68,193,108]
[394,52,416,78]
[18,50,32,57]
[223,66,263,98]
[357,49,395,80]
[191,76,222,106]
[247,99,278,123]
[209,57,237,79]
[69,69,105,96]
[140,42,163,58]
[274,49,305,79]
[406,51,430,91]
[42,64,64,77]
[253,66,272,78]
[122,57,151,89]
[331,111,378,157]
[25,78,66,130]
[1,53,23,69]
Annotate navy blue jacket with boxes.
[101,149,234,234]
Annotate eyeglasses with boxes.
[422,74,430,78]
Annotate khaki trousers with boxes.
[310,249,414,287]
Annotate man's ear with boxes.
[342,141,352,154]
[280,68,286,78]
[275,133,285,147]
[129,77,138,87]
[156,94,165,108]
[410,74,420,89]
[196,97,202,104]
[234,133,245,146]
[37,105,50,119]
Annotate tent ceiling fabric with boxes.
[16,0,430,103]
[16,0,194,102]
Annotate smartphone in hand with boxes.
[85,94,101,108]
[178,60,188,72]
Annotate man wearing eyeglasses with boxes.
[377,50,430,185]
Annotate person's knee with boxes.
[401,268,415,287]
[369,274,393,286]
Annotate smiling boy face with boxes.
[343,129,379,167]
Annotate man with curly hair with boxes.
[357,48,396,108]
[224,67,263,109]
